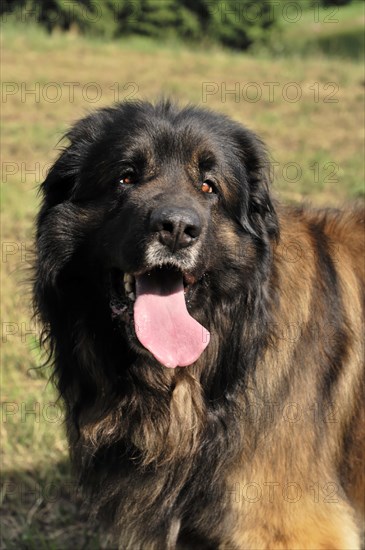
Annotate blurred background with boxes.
[1,0,364,547]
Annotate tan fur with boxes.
[221,207,365,550]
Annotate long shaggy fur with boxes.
[34,100,364,549]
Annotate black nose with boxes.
[150,206,202,252]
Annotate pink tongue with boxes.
[133,270,210,368]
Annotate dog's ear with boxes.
[233,127,279,241]
[41,144,79,208]
[40,110,114,208]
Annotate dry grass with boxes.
[1,21,364,548]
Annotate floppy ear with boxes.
[40,116,93,208]
[234,127,279,241]
[35,112,109,295]
[40,145,79,208]
[40,108,116,208]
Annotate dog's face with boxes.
[37,101,278,369]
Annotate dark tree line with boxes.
[1,0,356,50]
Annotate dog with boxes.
[34,100,364,549]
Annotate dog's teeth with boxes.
[129,292,135,301]
[123,273,135,296]
[124,273,133,284]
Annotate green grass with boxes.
[266,2,365,59]
[1,18,364,548]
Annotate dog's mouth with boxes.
[110,265,210,368]
[121,268,198,303]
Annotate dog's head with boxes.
[35,100,278,369]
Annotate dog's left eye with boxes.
[201,181,214,194]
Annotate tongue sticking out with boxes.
[133,269,210,368]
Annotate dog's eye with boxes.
[201,181,214,194]
[120,175,135,185]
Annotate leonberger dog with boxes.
[34,100,364,549]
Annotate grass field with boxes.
[1,10,364,548]
[270,1,364,58]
